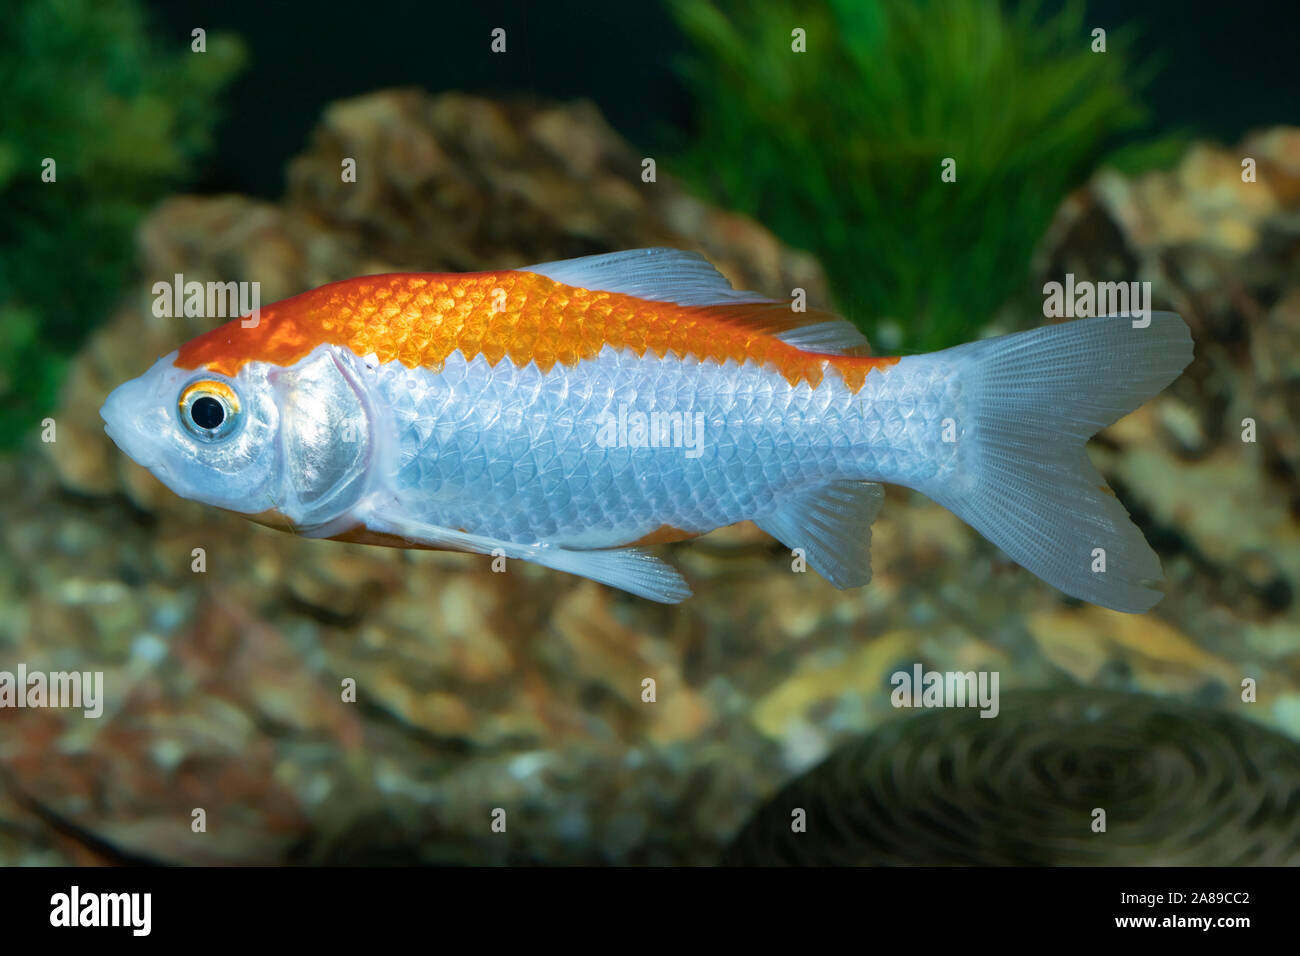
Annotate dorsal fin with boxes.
[773,318,873,356]
[518,248,873,356]
[519,248,769,306]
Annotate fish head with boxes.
[100,346,372,529]
[100,351,284,515]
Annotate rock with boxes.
[727,689,1300,866]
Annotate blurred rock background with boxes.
[726,689,1300,865]
[1,86,1297,864]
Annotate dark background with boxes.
[146,0,1300,200]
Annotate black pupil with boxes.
[190,395,225,430]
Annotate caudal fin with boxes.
[920,312,1194,613]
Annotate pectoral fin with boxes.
[354,507,692,604]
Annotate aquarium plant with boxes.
[669,0,1153,351]
[0,0,243,448]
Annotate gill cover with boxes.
[274,350,371,528]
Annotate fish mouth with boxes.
[102,418,172,480]
[100,386,163,472]
[102,422,153,470]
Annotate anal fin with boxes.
[755,481,885,588]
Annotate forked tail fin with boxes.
[918,312,1194,613]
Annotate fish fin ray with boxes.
[756,480,885,588]
[916,312,1193,613]
[538,547,692,604]
[774,320,873,356]
[518,248,770,307]
[354,508,691,604]
[520,248,873,354]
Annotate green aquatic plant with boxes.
[669,0,1153,351]
[0,0,243,448]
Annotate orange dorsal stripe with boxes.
[174,271,897,391]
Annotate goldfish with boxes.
[100,248,1193,611]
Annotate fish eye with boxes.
[179,379,242,442]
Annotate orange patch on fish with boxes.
[244,508,299,533]
[174,271,897,391]
[619,524,702,547]
[326,524,461,551]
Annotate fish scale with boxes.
[368,344,957,547]
[102,248,1192,608]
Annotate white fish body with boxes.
[101,249,1193,610]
